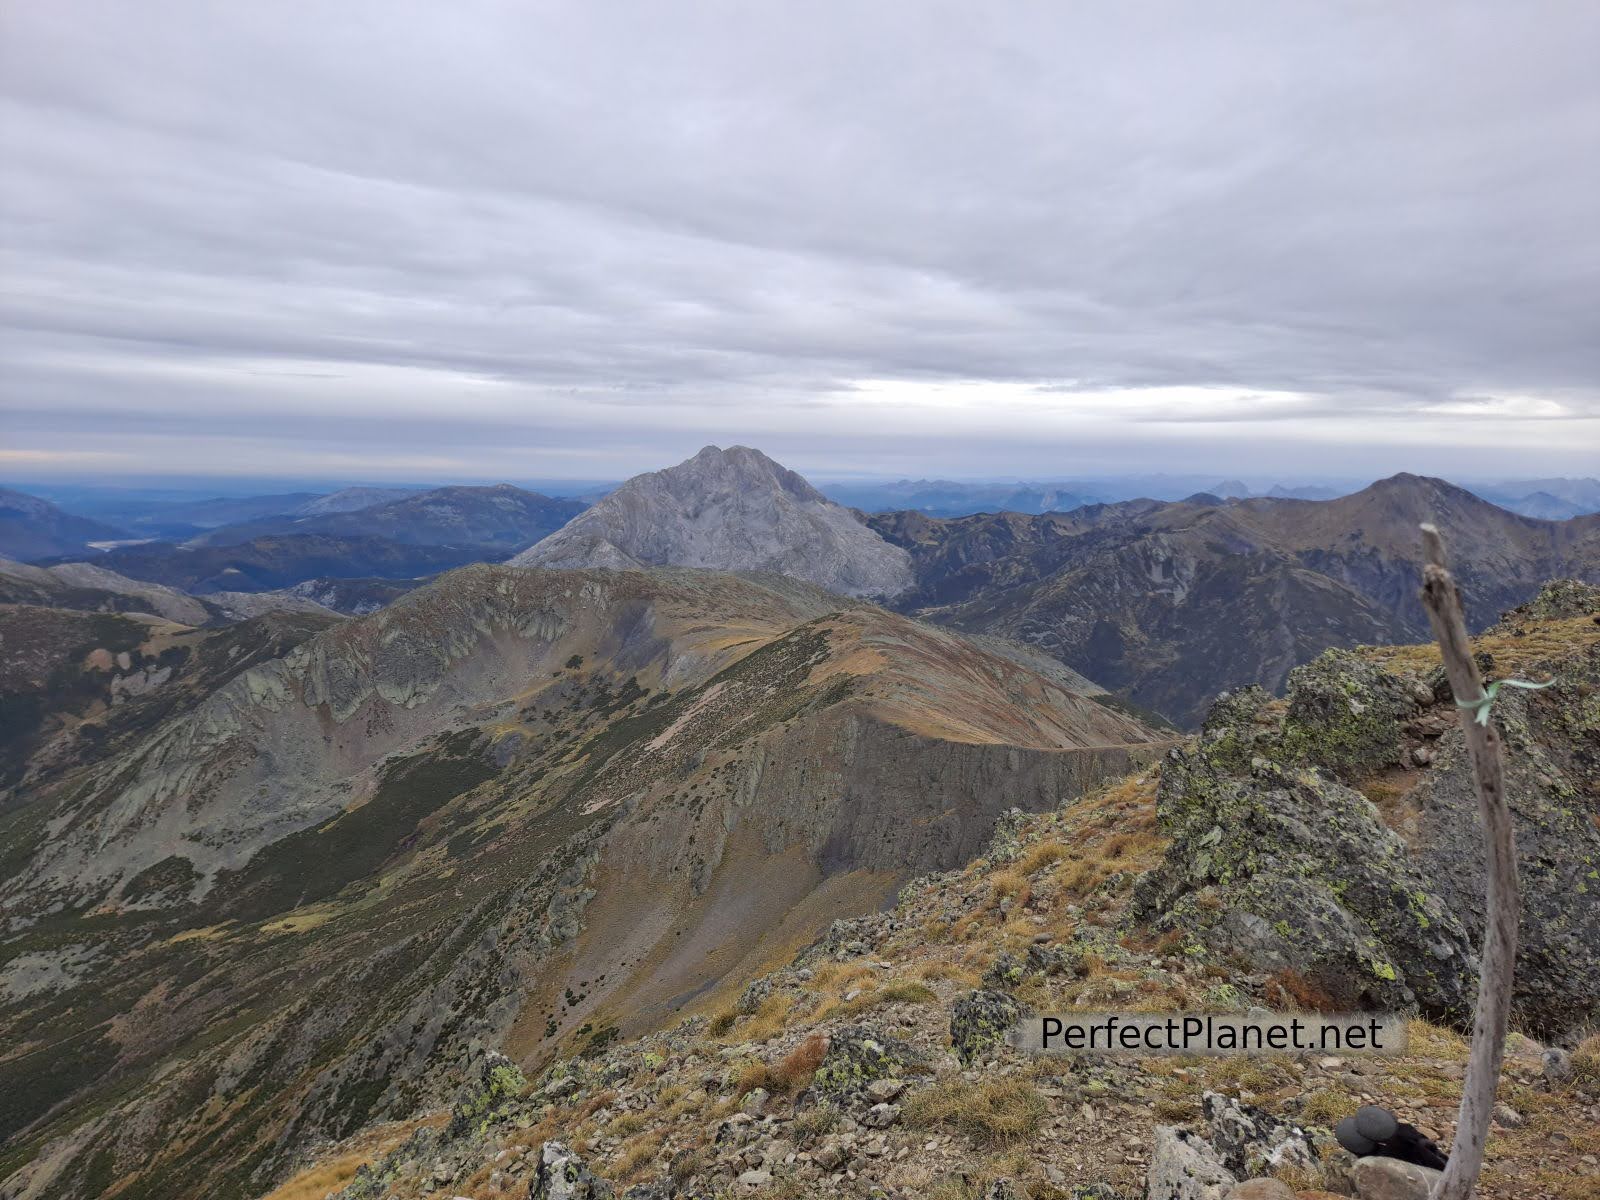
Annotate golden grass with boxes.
[989,870,1031,905]
[917,960,980,985]
[1016,840,1068,875]
[610,1127,667,1181]
[1572,1032,1600,1088]
[903,1077,1047,1147]
[258,1116,443,1200]
[1361,614,1597,678]
[716,991,795,1043]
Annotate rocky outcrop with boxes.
[1408,584,1600,1036]
[1134,687,1478,1020]
[950,989,1022,1066]
[1135,601,1600,1035]
[512,445,914,598]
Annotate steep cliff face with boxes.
[512,446,914,598]
[0,564,1161,1200]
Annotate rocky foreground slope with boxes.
[257,581,1600,1200]
[0,565,1159,1200]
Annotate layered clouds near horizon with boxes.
[2,2,1597,481]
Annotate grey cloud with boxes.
[1,1,1597,480]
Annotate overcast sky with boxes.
[2,2,1597,484]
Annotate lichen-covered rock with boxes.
[530,1141,614,1199]
[985,806,1031,863]
[982,951,1027,990]
[446,1047,526,1139]
[1500,578,1600,623]
[1025,940,1071,977]
[1410,656,1600,1035]
[1202,1091,1318,1177]
[949,989,1022,1066]
[1135,744,1477,1021]
[736,975,775,1015]
[1146,1124,1238,1200]
[1277,649,1415,781]
[811,1026,921,1102]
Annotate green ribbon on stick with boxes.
[1454,677,1555,726]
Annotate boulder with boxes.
[949,989,1022,1066]
[1146,1124,1238,1200]
[1202,1092,1318,1177]
[1350,1154,1441,1200]
[446,1048,526,1138]
[1277,650,1415,780]
[860,1102,900,1128]
[530,1141,614,1199]
[811,1026,921,1102]
[1134,699,1478,1021]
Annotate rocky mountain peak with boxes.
[672,444,831,503]
[511,446,914,597]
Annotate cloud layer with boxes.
[2,2,1597,480]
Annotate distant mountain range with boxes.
[0,487,130,560]
[7,458,1599,726]
[820,474,1600,520]
[41,534,496,593]
[188,484,584,549]
[503,451,1600,727]
[873,474,1600,724]
[1466,476,1600,520]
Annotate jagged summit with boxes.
[511,445,914,597]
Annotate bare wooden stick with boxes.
[1418,523,1518,1200]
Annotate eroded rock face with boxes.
[1202,1091,1317,1178]
[1135,598,1600,1036]
[511,445,915,598]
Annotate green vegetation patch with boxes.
[209,728,499,923]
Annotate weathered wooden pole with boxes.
[1417,523,1518,1200]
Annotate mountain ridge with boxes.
[0,563,1161,1198]
[189,484,585,550]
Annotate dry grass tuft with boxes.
[904,1077,1047,1147]
[1264,967,1341,1013]
[989,870,1031,907]
[1017,840,1068,875]
[771,1033,829,1093]
[1572,1032,1600,1088]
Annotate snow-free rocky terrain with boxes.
[248,581,1600,1200]
[0,564,1160,1200]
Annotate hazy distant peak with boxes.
[512,446,912,597]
